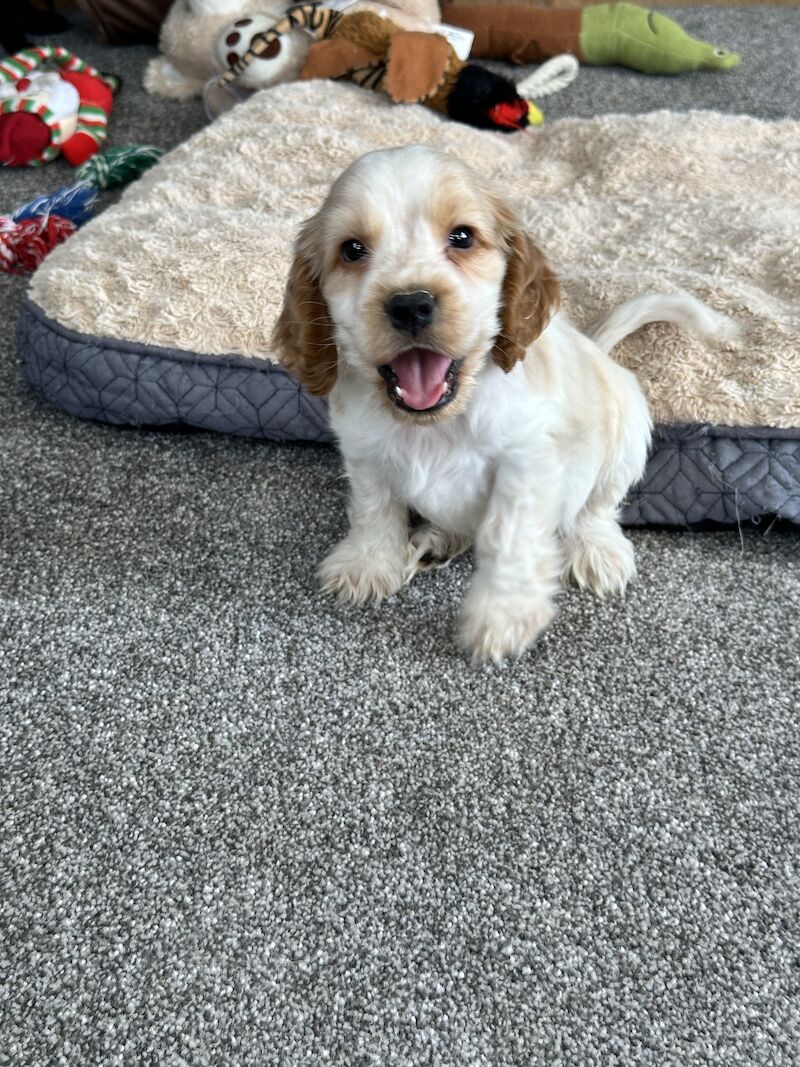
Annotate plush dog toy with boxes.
[0,46,118,167]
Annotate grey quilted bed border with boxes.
[16,297,800,526]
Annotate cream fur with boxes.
[29,80,800,430]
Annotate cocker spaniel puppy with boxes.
[274,145,736,661]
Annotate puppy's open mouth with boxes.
[378,348,460,413]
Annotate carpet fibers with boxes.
[1,10,799,1066]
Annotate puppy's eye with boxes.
[448,226,474,250]
[341,239,368,263]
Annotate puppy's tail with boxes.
[590,292,741,353]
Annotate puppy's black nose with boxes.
[385,291,437,335]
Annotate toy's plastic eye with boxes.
[448,226,474,249]
[341,239,368,262]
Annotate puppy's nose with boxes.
[385,291,437,335]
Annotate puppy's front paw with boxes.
[459,586,556,663]
[318,538,406,606]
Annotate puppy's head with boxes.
[273,145,559,421]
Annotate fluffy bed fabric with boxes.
[26,79,800,431]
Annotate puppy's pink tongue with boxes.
[390,348,452,410]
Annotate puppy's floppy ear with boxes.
[272,225,338,397]
[491,224,560,373]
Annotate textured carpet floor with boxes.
[1,10,799,1066]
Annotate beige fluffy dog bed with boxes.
[18,80,800,523]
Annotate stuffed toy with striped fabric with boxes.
[0,46,119,167]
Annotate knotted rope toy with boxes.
[0,212,78,274]
[75,143,164,189]
[1,144,163,273]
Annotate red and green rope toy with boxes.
[0,145,163,274]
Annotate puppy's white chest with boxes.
[386,432,493,536]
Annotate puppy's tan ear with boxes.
[492,231,560,373]
[272,242,338,397]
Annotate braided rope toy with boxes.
[1,144,164,274]
[0,214,78,274]
[76,144,164,190]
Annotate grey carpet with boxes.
[2,9,799,1066]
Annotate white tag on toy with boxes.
[433,23,474,61]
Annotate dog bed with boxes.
[18,81,800,525]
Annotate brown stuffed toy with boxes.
[299,9,461,111]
